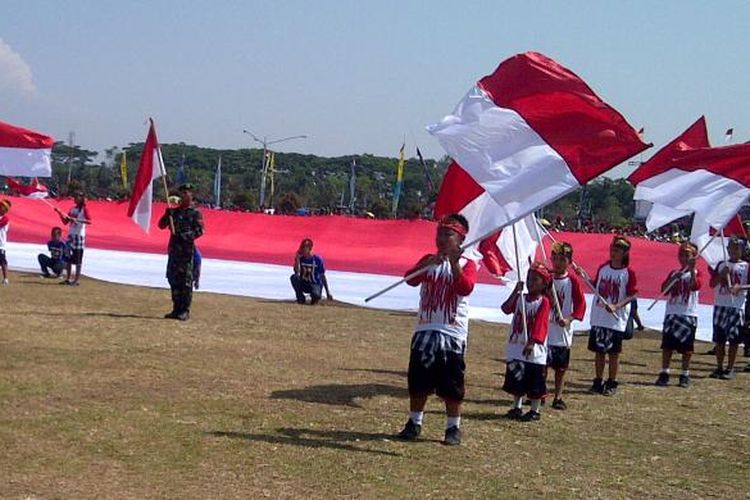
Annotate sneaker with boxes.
[443,426,461,446]
[602,379,619,396]
[709,368,724,379]
[589,378,604,394]
[505,408,523,420]
[2,278,8,285]
[551,399,567,410]
[655,372,670,387]
[720,369,736,380]
[41,273,51,279]
[397,419,421,441]
[176,311,190,321]
[706,347,716,355]
[678,375,690,388]
[164,311,179,319]
[521,410,541,422]
[743,365,750,373]
[69,281,80,287]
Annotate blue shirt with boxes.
[48,240,68,263]
[298,255,325,286]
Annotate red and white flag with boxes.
[0,119,54,177]
[127,120,167,233]
[629,117,710,231]
[429,52,648,273]
[6,177,49,199]
[632,121,750,231]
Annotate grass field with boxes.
[1,270,750,498]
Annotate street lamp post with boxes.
[242,129,306,209]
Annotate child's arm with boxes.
[501,282,524,314]
[709,264,727,288]
[451,258,476,296]
[404,254,439,286]
[569,275,587,325]
[322,273,333,300]
[54,208,71,225]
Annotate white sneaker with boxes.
[2,279,9,285]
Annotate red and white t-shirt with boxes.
[665,270,701,317]
[590,263,637,332]
[712,260,750,310]
[68,206,90,238]
[406,256,477,342]
[0,215,9,250]
[502,294,550,365]
[548,273,587,346]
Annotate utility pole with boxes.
[243,129,306,210]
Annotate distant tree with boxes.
[277,192,302,214]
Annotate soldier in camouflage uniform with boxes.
[158,184,204,320]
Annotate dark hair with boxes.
[300,238,313,248]
[51,226,62,235]
[443,213,469,233]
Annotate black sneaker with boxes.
[743,365,750,373]
[709,368,724,379]
[720,369,736,380]
[551,399,567,410]
[678,375,690,388]
[164,311,179,319]
[589,378,604,394]
[706,347,716,355]
[397,419,421,440]
[602,379,619,396]
[443,426,461,446]
[505,408,523,420]
[521,410,541,422]
[655,372,670,387]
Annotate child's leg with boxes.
[661,349,673,370]
[715,342,726,370]
[727,344,739,371]
[65,262,72,282]
[409,393,428,413]
[681,351,692,372]
[73,263,82,283]
[608,353,620,381]
[1,263,6,280]
[554,368,565,400]
[595,352,605,379]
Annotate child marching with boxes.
[501,262,552,421]
[0,199,11,285]
[578,236,638,396]
[397,214,477,446]
[655,242,701,388]
[547,242,586,409]
[708,236,749,380]
[55,191,91,286]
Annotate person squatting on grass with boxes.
[0,199,11,285]
[55,192,91,286]
[547,242,586,410]
[708,236,749,380]
[158,184,204,321]
[577,235,638,397]
[38,227,69,278]
[501,262,552,422]
[290,238,333,304]
[655,242,701,388]
[397,214,476,446]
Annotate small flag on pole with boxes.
[725,128,734,143]
[120,150,128,188]
[415,146,434,193]
[127,119,167,233]
[175,153,188,185]
[213,155,222,208]
[392,143,405,217]
[349,158,357,211]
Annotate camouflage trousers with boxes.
[168,276,193,314]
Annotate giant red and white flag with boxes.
[127,120,166,233]
[429,52,648,273]
[0,120,54,177]
[632,132,750,232]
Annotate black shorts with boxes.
[588,326,624,354]
[713,305,743,345]
[407,331,466,402]
[502,360,547,399]
[547,345,571,370]
[0,250,6,266]
[69,248,84,266]
[661,314,696,354]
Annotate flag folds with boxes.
[126,120,166,233]
[6,177,49,199]
[0,119,54,177]
[430,51,648,274]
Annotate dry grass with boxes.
[1,270,750,499]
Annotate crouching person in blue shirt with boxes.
[291,238,333,304]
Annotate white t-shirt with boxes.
[505,294,550,365]
[414,258,476,342]
[548,273,586,347]
[665,270,701,317]
[68,206,88,238]
[589,263,638,332]
[713,260,749,310]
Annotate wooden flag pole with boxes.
[512,223,529,344]
[151,118,175,234]
[532,220,569,346]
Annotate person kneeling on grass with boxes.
[547,242,586,410]
[290,238,332,304]
[38,226,68,278]
[397,214,476,446]
[501,262,552,422]
[655,242,701,388]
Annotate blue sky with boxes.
[1,1,748,176]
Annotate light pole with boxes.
[242,129,307,209]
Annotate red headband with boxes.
[529,261,552,285]
[438,218,467,237]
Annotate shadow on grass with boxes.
[270,383,406,407]
[207,427,403,456]
[2,309,162,320]
[340,368,407,378]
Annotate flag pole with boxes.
[720,228,732,289]
[512,223,529,344]
[532,219,568,346]
[151,118,175,234]
[646,232,718,311]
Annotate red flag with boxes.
[6,177,49,199]
[126,120,166,233]
[0,120,54,177]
